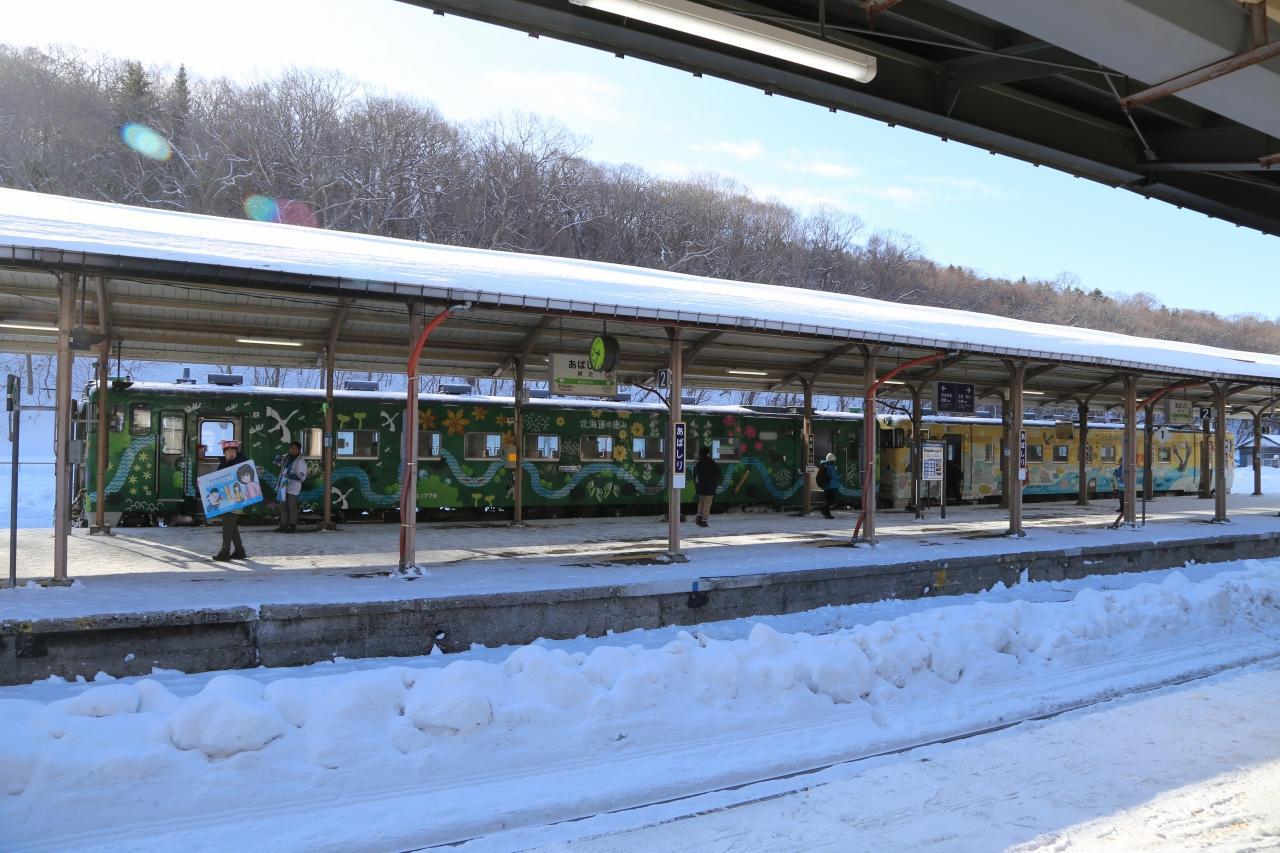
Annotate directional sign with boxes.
[672,421,687,489]
[921,441,945,482]
[936,381,975,414]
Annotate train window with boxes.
[878,428,906,450]
[581,435,613,461]
[418,431,442,460]
[159,415,184,455]
[688,438,738,461]
[1026,445,1044,463]
[199,420,235,459]
[129,404,152,435]
[109,406,124,432]
[1100,445,1117,462]
[632,437,664,460]
[1052,445,1069,462]
[1158,447,1172,463]
[463,432,502,460]
[524,434,560,461]
[983,443,994,463]
[336,429,379,459]
[302,428,323,459]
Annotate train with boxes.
[76,379,1231,527]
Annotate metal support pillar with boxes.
[1213,383,1229,522]
[321,341,337,530]
[857,349,879,543]
[1007,362,1025,537]
[996,391,1009,510]
[90,276,111,535]
[400,303,423,571]
[1253,408,1264,496]
[1122,375,1139,528]
[1075,399,1089,506]
[666,327,683,560]
[1199,409,1212,498]
[910,384,923,518]
[1143,415,1154,503]
[51,273,76,584]
[800,377,813,516]
[512,358,525,525]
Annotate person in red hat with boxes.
[212,439,248,561]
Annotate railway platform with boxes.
[3,492,1280,685]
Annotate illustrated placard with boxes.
[196,463,264,518]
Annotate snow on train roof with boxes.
[6,188,1279,383]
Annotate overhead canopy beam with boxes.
[1117,39,1280,112]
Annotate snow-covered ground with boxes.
[0,410,56,529]
[2,558,1279,851]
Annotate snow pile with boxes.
[1,565,1277,807]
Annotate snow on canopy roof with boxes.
[4,188,1280,383]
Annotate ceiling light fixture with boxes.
[1023,390,1046,396]
[0,321,58,332]
[726,368,769,376]
[237,337,304,347]
[568,0,877,83]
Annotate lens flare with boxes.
[120,122,172,161]
[243,194,280,222]
[243,195,318,227]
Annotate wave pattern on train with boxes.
[78,382,1231,526]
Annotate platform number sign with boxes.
[672,421,687,489]
[657,368,670,389]
[1018,429,1028,481]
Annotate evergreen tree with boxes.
[168,64,190,139]
[116,60,153,123]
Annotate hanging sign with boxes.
[551,353,617,397]
[1018,429,1028,481]
[657,368,670,389]
[922,441,945,482]
[936,381,975,413]
[672,421,687,489]
[196,463,264,518]
[1168,399,1193,425]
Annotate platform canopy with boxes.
[0,188,1277,412]
[403,0,1280,237]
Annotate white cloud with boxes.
[907,175,1009,200]
[689,140,765,161]
[781,156,862,180]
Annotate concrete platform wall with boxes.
[3,532,1279,685]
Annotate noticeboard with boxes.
[921,441,945,482]
[672,421,686,489]
[936,381,975,414]
[1168,399,1193,425]
[196,463,264,518]
[551,353,617,397]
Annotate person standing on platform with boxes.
[1110,459,1126,529]
[274,440,307,533]
[212,439,248,562]
[693,447,720,528]
[817,452,839,519]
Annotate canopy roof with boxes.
[0,189,1276,412]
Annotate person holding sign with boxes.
[208,439,253,562]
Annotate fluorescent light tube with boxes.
[0,321,58,332]
[726,368,769,376]
[569,0,876,83]
[237,338,303,347]
[1023,390,1046,396]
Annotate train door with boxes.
[945,433,964,503]
[195,414,242,484]
[155,409,189,506]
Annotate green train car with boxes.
[78,380,1226,527]
[78,381,864,526]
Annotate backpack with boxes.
[816,462,832,488]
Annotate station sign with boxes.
[672,421,687,489]
[921,441,945,482]
[1018,428,1028,481]
[551,353,617,398]
[657,368,670,389]
[1168,399,1193,425]
[936,381,975,413]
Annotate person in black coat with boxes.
[693,447,720,528]
[817,452,839,518]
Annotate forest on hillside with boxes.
[1,44,1277,373]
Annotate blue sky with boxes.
[7,0,1280,318]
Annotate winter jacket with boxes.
[693,455,720,496]
[280,453,308,497]
[817,460,837,491]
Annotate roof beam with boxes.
[1118,39,1280,112]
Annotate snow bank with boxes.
[1,564,1277,805]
